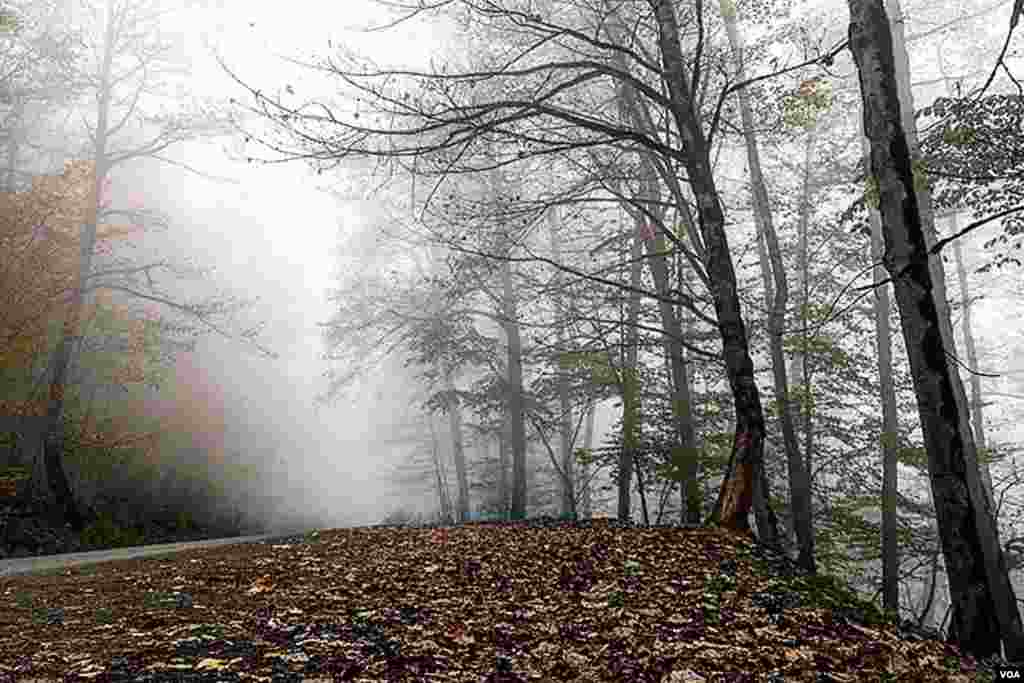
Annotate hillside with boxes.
[0,517,1001,681]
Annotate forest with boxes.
[2,0,1024,677]
[0,1,314,563]
[227,0,1024,667]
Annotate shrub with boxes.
[175,510,194,531]
[79,512,144,549]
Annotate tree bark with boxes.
[650,0,778,546]
[794,133,816,498]
[502,254,528,520]
[619,212,643,522]
[581,394,595,518]
[934,49,996,503]
[889,0,993,508]
[445,372,471,523]
[605,8,704,524]
[498,431,510,519]
[951,226,994,499]
[864,130,902,613]
[848,0,1024,661]
[428,414,453,523]
[548,207,576,518]
[637,161,702,524]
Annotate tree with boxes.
[0,162,84,373]
[0,0,87,192]
[23,0,267,531]
[547,207,576,519]
[597,1,706,525]
[720,0,815,572]
[863,129,902,613]
[847,0,1024,661]
[222,0,808,545]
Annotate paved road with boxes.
[0,529,317,578]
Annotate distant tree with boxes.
[0,0,87,192]
[20,0,269,531]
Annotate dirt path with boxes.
[0,530,316,578]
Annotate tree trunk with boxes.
[32,2,125,533]
[650,0,778,547]
[548,207,576,518]
[606,36,704,524]
[888,0,993,510]
[607,20,702,524]
[848,0,1024,661]
[634,450,650,525]
[636,161,702,524]
[864,130,902,614]
[445,372,471,523]
[935,50,996,503]
[722,0,814,571]
[677,255,700,523]
[619,214,643,522]
[951,226,994,500]
[498,432,510,519]
[502,255,528,520]
[581,395,595,518]
[795,133,816,497]
[428,414,452,523]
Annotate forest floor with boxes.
[0,517,1002,682]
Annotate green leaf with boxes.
[896,445,928,468]
[0,11,19,33]
[864,175,880,210]
[574,447,594,467]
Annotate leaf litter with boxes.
[0,517,991,681]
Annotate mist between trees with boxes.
[218,0,1024,663]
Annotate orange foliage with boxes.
[0,159,146,371]
[0,160,228,485]
[0,160,157,459]
[149,352,228,466]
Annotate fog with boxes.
[0,0,489,533]
[141,5,454,529]
[11,0,1022,539]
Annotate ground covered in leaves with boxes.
[0,517,996,682]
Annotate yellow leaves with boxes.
[942,125,977,146]
[245,575,276,595]
[195,658,233,672]
[782,78,833,129]
[0,160,114,369]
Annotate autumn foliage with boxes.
[0,159,148,370]
[0,159,251,531]
[0,161,85,380]
[0,164,161,467]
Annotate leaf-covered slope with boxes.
[0,518,990,681]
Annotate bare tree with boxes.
[220,0,844,545]
[719,0,815,572]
